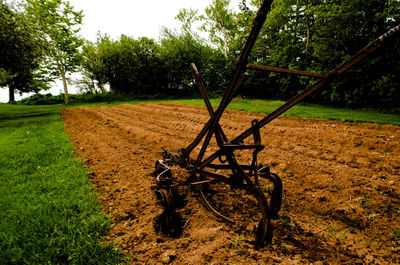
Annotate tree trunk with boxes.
[222,28,229,57]
[99,83,105,93]
[305,1,311,54]
[9,87,15,103]
[61,69,69,104]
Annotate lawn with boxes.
[0,104,123,264]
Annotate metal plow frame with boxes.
[152,0,400,249]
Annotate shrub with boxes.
[21,93,64,105]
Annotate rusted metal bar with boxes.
[246,64,328,78]
[190,63,215,117]
[191,0,274,169]
[211,0,274,127]
[232,78,329,144]
[193,72,248,169]
[185,119,212,156]
[190,63,228,145]
[196,185,234,223]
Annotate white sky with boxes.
[71,0,211,42]
[1,0,241,102]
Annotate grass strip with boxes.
[0,104,123,264]
[172,98,400,125]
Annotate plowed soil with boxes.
[62,103,400,264]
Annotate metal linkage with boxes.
[152,0,400,249]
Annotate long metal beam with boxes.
[246,64,328,78]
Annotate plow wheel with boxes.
[155,188,182,237]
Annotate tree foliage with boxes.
[200,0,237,57]
[240,0,400,108]
[79,0,400,109]
[81,32,228,98]
[0,2,47,102]
[84,35,166,95]
[25,0,84,104]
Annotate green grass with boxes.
[6,96,399,125]
[0,104,123,264]
[171,98,400,125]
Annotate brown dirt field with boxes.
[62,103,400,264]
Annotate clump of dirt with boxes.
[63,103,400,264]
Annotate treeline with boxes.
[2,0,400,108]
[81,34,229,98]
[81,0,400,108]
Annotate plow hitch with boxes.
[152,0,400,249]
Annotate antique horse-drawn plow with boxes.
[152,0,400,249]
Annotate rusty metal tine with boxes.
[196,184,234,223]
[188,179,213,186]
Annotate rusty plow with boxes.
[151,0,400,249]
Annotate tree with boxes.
[307,0,400,107]
[239,0,400,108]
[25,0,84,104]
[200,0,237,57]
[0,2,47,102]
[81,36,109,93]
[82,34,166,96]
[175,8,201,38]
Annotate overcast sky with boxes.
[70,0,212,42]
[1,0,225,102]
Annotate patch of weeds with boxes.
[316,209,329,216]
[232,235,245,249]
[328,221,337,239]
[337,228,351,244]
[129,252,137,262]
[279,215,293,230]
[235,249,247,256]
[366,213,379,225]
[392,227,400,240]
[361,195,373,209]
[280,243,292,254]
[261,185,274,194]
